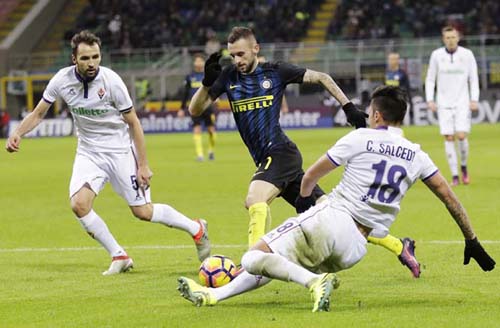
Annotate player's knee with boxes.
[457,132,466,140]
[241,250,266,275]
[131,204,153,221]
[445,135,454,141]
[70,197,92,218]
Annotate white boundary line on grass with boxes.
[0,240,499,253]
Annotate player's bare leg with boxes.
[245,180,280,247]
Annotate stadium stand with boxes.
[327,0,500,40]
[0,0,36,41]
[65,0,322,50]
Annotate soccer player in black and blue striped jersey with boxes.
[189,27,420,277]
[189,26,367,248]
[179,53,217,161]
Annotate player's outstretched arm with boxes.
[303,69,367,128]
[424,171,495,271]
[5,99,51,152]
[189,52,221,117]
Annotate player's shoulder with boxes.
[51,66,74,80]
[432,47,446,56]
[458,46,475,57]
[98,66,120,78]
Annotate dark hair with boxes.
[192,52,205,61]
[441,25,457,34]
[370,85,408,124]
[227,26,256,43]
[71,30,101,56]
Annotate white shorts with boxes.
[437,105,471,135]
[261,201,367,273]
[69,148,151,206]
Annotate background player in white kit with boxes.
[425,26,479,186]
[177,86,495,312]
[5,31,211,275]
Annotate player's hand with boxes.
[177,109,185,118]
[202,52,222,87]
[295,195,316,214]
[464,237,496,271]
[5,133,21,152]
[137,165,153,189]
[470,101,479,111]
[427,101,437,112]
[342,102,368,129]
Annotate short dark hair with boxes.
[441,25,457,34]
[192,52,205,61]
[370,85,408,124]
[71,30,101,56]
[227,26,256,43]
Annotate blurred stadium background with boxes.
[0,0,499,135]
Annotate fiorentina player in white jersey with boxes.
[425,26,480,186]
[5,31,210,275]
[177,86,495,312]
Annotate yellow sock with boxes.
[368,234,403,255]
[208,131,216,153]
[193,134,203,158]
[248,202,270,247]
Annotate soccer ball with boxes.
[198,255,238,288]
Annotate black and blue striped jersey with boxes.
[209,61,306,165]
[181,72,204,110]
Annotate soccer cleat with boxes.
[102,255,134,276]
[193,219,211,262]
[461,166,470,185]
[451,176,460,186]
[398,238,421,278]
[309,273,340,312]
[196,156,204,162]
[208,152,215,161]
[178,276,217,306]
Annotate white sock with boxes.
[78,210,125,258]
[212,270,271,301]
[458,138,469,167]
[444,141,459,176]
[151,203,199,236]
[241,250,319,287]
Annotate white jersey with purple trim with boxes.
[43,66,133,153]
[326,127,438,236]
[425,46,479,108]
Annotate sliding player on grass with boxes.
[178,85,495,312]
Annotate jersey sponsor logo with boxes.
[261,79,272,90]
[68,88,76,96]
[229,84,240,90]
[98,87,106,99]
[70,107,110,116]
[230,95,274,113]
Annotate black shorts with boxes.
[251,142,325,208]
[192,105,215,127]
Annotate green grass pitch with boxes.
[0,124,499,327]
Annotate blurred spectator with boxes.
[328,0,500,40]
[0,107,11,138]
[204,31,221,55]
[68,0,321,50]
